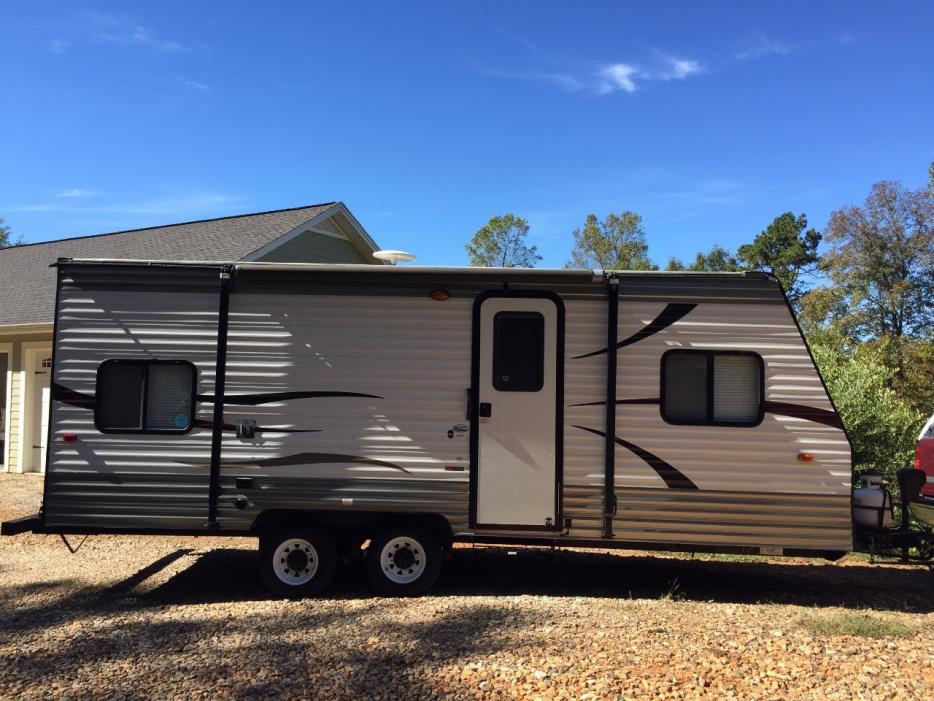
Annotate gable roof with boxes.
[0,202,378,327]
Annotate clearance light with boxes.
[797,452,814,462]
[62,433,78,443]
[431,289,450,301]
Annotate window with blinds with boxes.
[661,350,762,426]
[96,360,196,433]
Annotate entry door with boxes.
[31,354,52,472]
[474,296,561,529]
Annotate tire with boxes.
[365,526,443,596]
[259,526,337,598]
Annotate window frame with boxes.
[659,349,765,428]
[492,310,545,392]
[94,359,198,435]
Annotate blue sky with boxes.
[1,2,932,267]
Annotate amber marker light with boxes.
[797,452,814,462]
[431,289,450,301]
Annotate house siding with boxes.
[7,363,20,471]
[257,230,370,264]
[1,331,54,473]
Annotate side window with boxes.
[661,350,763,426]
[493,311,544,391]
[96,360,196,433]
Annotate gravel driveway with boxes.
[1,474,932,700]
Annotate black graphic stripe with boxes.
[572,397,844,430]
[570,398,660,408]
[573,425,698,490]
[52,383,94,409]
[573,303,697,359]
[763,401,844,429]
[178,452,410,474]
[191,419,321,434]
[195,390,382,405]
[53,385,381,410]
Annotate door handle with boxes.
[479,402,492,418]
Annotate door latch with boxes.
[479,402,492,418]
[236,419,257,439]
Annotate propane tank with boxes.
[853,473,893,529]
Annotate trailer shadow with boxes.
[137,545,934,613]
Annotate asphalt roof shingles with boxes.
[0,204,334,326]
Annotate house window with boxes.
[661,350,763,426]
[96,360,196,433]
[493,311,544,391]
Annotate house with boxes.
[0,202,384,473]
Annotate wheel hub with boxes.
[286,548,309,573]
[272,538,319,585]
[379,536,427,584]
[392,546,416,570]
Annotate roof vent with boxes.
[373,250,417,265]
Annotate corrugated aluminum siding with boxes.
[217,292,473,531]
[44,265,221,529]
[43,263,851,551]
[565,292,853,550]
[561,299,608,537]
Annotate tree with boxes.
[465,214,541,268]
[664,256,686,271]
[810,334,924,487]
[667,245,745,272]
[0,217,12,248]
[823,180,933,340]
[737,212,821,308]
[566,211,656,270]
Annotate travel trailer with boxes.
[3,258,928,596]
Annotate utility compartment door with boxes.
[474,295,561,529]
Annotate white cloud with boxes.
[735,35,796,61]
[596,55,701,94]
[90,14,187,52]
[58,188,103,198]
[483,68,584,92]
[2,192,243,216]
[598,63,638,94]
[657,57,701,80]
[178,77,210,91]
[488,48,702,96]
[499,28,538,52]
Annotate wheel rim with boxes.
[380,536,427,584]
[273,538,319,585]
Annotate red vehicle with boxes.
[917,414,934,498]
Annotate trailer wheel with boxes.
[259,527,337,598]
[365,527,443,596]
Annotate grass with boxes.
[799,611,918,639]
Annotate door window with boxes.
[492,312,544,392]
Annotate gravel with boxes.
[1,473,933,700]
